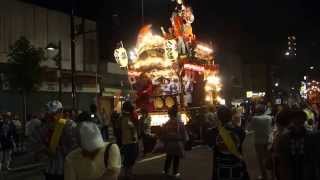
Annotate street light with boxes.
[47,41,62,101]
[285,51,290,56]
[310,66,315,70]
[275,82,279,87]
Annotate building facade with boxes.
[0,0,99,113]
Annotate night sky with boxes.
[23,0,320,66]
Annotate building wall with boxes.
[100,62,130,89]
[0,91,96,114]
[217,52,244,102]
[0,0,97,71]
[243,64,268,92]
[0,0,99,113]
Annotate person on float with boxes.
[136,73,154,112]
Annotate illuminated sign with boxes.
[246,91,265,98]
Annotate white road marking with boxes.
[138,154,166,163]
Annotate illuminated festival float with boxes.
[305,80,320,104]
[114,0,222,126]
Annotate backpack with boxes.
[104,143,114,168]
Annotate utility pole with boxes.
[141,0,144,25]
[71,6,77,109]
[57,40,62,101]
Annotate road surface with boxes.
[2,133,261,180]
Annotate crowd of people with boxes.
[251,102,320,180]
[0,100,156,180]
[1,99,320,180]
[0,112,25,171]
[204,102,320,180]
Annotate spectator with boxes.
[205,105,218,128]
[269,110,291,180]
[161,107,188,178]
[25,114,41,137]
[118,101,139,179]
[101,108,112,141]
[232,107,242,128]
[77,111,91,124]
[90,104,103,129]
[139,108,152,155]
[248,104,272,180]
[65,121,121,180]
[277,110,320,180]
[303,105,315,131]
[75,111,92,145]
[0,113,16,171]
[208,106,247,180]
[64,111,71,121]
[111,111,121,146]
[37,100,78,180]
[311,103,319,130]
[25,113,42,162]
[12,114,23,153]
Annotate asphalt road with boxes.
[2,133,261,180]
[125,132,260,180]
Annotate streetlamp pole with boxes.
[71,7,77,109]
[141,0,144,25]
[57,40,62,101]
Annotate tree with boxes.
[7,37,46,122]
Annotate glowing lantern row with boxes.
[205,74,222,92]
[204,73,223,104]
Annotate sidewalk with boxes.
[0,150,46,180]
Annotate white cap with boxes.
[47,100,63,113]
[79,122,104,152]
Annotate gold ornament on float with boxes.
[154,97,164,109]
[165,96,175,108]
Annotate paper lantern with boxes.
[114,47,128,67]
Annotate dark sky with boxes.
[23,0,320,65]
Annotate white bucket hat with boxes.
[79,122,104,152]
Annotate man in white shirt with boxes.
[249,104,272,180]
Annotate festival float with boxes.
[114,0,223,126]
[305,80,320,104]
